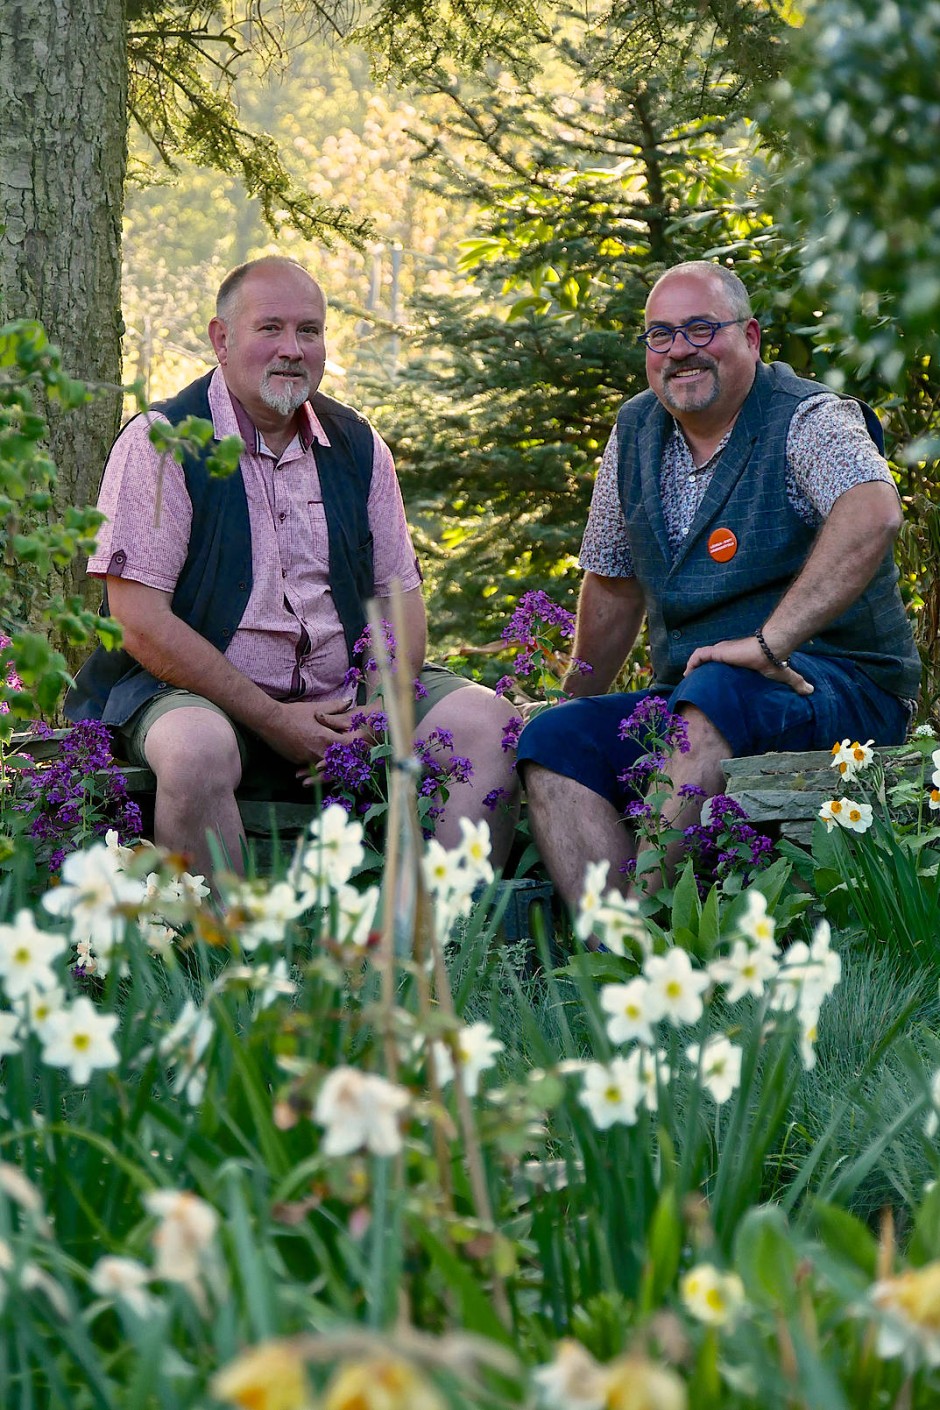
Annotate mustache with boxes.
[664,357,716,378]
[265,360,308,375]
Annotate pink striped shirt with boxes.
[88,368,421,700]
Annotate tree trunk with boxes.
[0,0,127,626]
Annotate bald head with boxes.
[216,257,327,324]
[646,262,752,323]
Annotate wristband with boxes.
[754,627,790,672]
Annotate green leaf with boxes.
[733,1205,799,1311]
[670,859,701,937]
[807,1199,878,1278]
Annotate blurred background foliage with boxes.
[118,0,940,713]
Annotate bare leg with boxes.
[418,684,521,868]
[633,703,731,895]
[144,707,245,881]
[523,763,635,910]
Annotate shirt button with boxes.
[278,512,287,522]
[671,629,682,641]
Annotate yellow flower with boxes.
[603,1356,687,1410]
[323,1357,446,1410]
[680,1263,745,1327]
[874,1261,940,1329]
[212,1340,313,1410]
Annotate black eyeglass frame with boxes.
[637,317,749,354]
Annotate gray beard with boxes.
[661,364,720,414]
[260,371,310,415]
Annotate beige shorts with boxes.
[119,662,469,772]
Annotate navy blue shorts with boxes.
[515,654,912,809]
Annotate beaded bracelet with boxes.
[754,627,791,672]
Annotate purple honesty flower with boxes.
[494,675,515,698]
[501,590,576,645]
[624,800,655,821]
[413,677,428,701]
[321,738,375,792]
[571,658,593,677]
[678,782,707,801]
[501,715,524,753]
[353,619,397,674]
[343,665,364,694]
[482,787,509,811]
[681,795,775,896]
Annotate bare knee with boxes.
[144,708,242,801]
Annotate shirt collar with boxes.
[218,375,332,455]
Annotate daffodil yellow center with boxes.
[666,981,682,999]
[72,1033,91,1051]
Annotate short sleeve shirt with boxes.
[579,392,896,577]
[88,368,421,700]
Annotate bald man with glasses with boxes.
[517,260,919,919]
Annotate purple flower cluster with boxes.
[501,590,576,647]
[0,634,24,714]
[618,695,690,753]
[17,719,142,872]
[681,794,776,895]
[501,715,524,754]
[320,712,475,838]
[352,619,398,675]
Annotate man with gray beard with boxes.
[67,257,519,878]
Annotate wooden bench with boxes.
[720,745,929,845]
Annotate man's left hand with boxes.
[684,637,814,695]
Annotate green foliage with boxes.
[126,1,372,250]
[352,7,802,651]
[768,0,940,387]
[0,323,121,730]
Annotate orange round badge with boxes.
[707,527,738,563]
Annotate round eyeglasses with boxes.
[638,317,748,354]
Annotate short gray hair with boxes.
[647,261,752,322]
[215,256,325,322]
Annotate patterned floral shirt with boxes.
[579,392,895,576]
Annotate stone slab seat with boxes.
[719,744,925,845]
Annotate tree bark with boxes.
[0,0,127,617]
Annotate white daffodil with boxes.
[680,1263,745,1326]
[301,805,366,891]
[593,893,650,958]
[252,958,297,1010]
[104,829,136,867]
[643,948,710,1028]
[736,889,776,950]
[708,938,779,1003]
[453,817,495,887]
[574,859,610,943]
[159,1000,213,1105]
[872,1262,940,1369]
[928,787,940,812]
[830,738,874,782]
[431,1020,503,1097]
[634,1046,669,1113]
[578,1057,643,1130]
[819,798,845,831]
[40,997,120,1084]
[686,1034,742,1104]
[932,747,940,788]
[808,918,842,996]
[90,1255,155,1318]
[0,1011,22,1058]
[314,1066,409,1158]
[0,909,66,1001]
[600,977,657,1046]
[225,878,306,951]
[533,1339,609,1410]
[13,981,66,1040]
[840,798,873,833]
[42,843,144,972]
[144,1188,219,1291]
[331,883,381,948]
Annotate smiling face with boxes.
[208,261,327,429]
[643,269,761,432]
